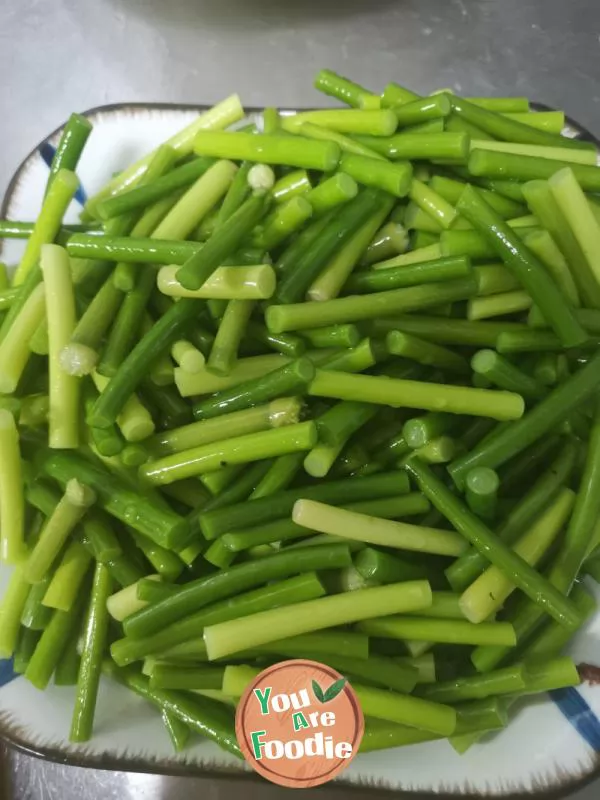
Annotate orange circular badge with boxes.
[236,659,364,788]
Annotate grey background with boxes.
[0,0,599,796]
[1,0,600,195]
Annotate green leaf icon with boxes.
[323,677,347,702]
[312,679,325,703]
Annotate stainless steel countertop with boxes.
[2,0,600,196]
[1,0,599,796]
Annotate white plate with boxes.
[1,103,600,798]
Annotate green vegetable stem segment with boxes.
[308,370,524,421]
[12,170,79,286]
[308,198,394,301]
[122,545,352,639]
[338,155,412,197]
[203,581,432,660]
[25,479,96,585]
[347,255,471,294]
[386,330,469,373]
[272,170,312,203]
[358,616,516,647]
[548,167,600,297]
[219,495,428,552]
[448,351,600,487]
[41,245,81,449]
[255,197,313,249]
[200,471,409,540]
[457,186,587,348]
[141,421,317,484]
[292,500,467,556]
[465,467,500,521]
[285,109,397,136]
[459,487,575,623]
[110,573,327,665]
[471,350,546,401]
[70,562,112,741]
[354,683,456,736]
[416,664,526,704]
[314,69,381,109]
[46,113,92,192]
[0,284,46,394]
[275,189,387,304]
[96,157,213,220]
[157,265,276,301]
[446,438,578,591]
[37,450,189,550]
[150,398,302,456]
[194,131,341,172]
[0,410,24,563]
[405,457,583,630]
[84,95,244,215]
[189,360,312,422]
[25,602,84,690]
[267,278,478,332]
[176,193,269,291]
[43,540,92,611]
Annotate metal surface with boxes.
[1,737,598,799]
[0,0,599,797]
[0,747,378,800]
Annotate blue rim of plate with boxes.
[0,100,599,799]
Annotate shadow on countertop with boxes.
[0,747,12,800]
[106,0,404,28]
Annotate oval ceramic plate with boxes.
[1,103,599,798]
